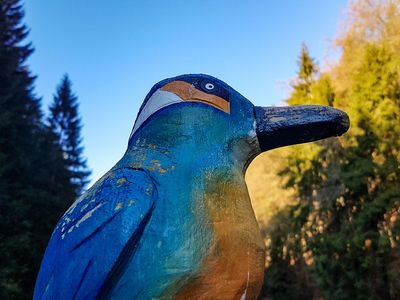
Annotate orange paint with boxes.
[175,178,265,299]
[161,81,230,113]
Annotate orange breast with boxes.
[175,179,265,299]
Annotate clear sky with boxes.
[24,0,348,184]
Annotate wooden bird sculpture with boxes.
[34,74,349,299]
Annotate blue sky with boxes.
[24,0,348,184]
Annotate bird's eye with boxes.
[205,83,214,90]
[200,80,217,93]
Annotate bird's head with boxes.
[128,74,349,170]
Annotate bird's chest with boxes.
[173,179,265,299]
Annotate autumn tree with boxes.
[252,1,400,299]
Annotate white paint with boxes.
[248,120,257,138]
[205,83,214,90]
[240,271,250,300]
[75,203,104,228]
[129,90,184,139]
[65,202,104,236]
[241,250,251,300]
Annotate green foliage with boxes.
[261,1,400,299]
[287,43,318,106]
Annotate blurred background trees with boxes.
[248,0,400,299]
[0,0,399,299]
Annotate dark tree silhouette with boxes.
[48,74,91,197]
[0,1,83,298]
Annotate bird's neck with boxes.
[117,134,265,299]
[122,130,257,181]
[122,136,229,176]
[124,103,260,178]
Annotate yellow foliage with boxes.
[246,148,296,228]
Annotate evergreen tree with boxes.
[262,45,329,300]
[255,2,400,299]
[287,43,318,105]
[0,1,73,298]
[48,74,90,197]
[0,0,44,297]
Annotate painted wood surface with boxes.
[34,74,349,299]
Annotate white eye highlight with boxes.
[205,83,214,90]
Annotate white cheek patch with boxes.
[130,89,184,139]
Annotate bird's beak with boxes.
[254,105,350,151]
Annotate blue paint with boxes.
[35,74,256,299]
[34,74,349,299]
[35,168,156,299]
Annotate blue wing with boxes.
[34,168,157,300]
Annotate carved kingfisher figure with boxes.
[34,74,349,299]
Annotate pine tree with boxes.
[48,74,90,197]
[258,2,400,299]
[0,0,44,297]
[287,43,318,105]
[0,1,73,298]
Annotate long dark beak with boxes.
[254,105,350,151]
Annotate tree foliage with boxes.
[48,74,91,197]
[0,1,88,298]
[248,1,400,299]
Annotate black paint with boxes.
[254,105,350,151]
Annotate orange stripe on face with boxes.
[160,81,230,113]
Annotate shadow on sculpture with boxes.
[34,74,349,299]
